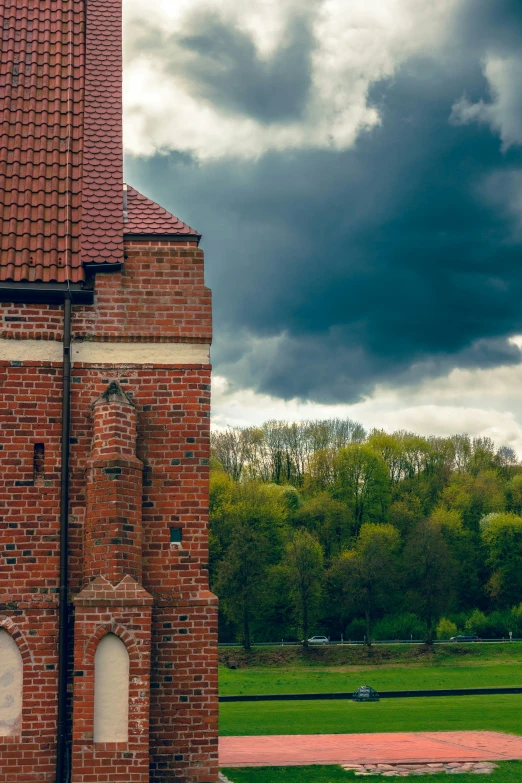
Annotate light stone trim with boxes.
[94,633,129,744]
[0,339,62,362]
[0,629,23,737]
[0,339,210,365]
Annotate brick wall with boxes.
[75,242,212,342]
[0,242,212,344]
[0,362,62,781]
[0,305,64,341]
[0,238,218,782]
[67,364,218,782]
[0,613,58,783]
[72,578,153,783]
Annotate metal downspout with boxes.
[56,292,72,783]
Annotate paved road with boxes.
[220,731,522,767]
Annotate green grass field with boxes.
[219,694,522,736]
[219,645,522,742]
[220,647,522,779]
[219,643,522,695]
[221,762,522,783]
[219,643,522,697]
[219,663,522,695]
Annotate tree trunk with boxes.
[425,594,433,645]
[365,607,372,648]
[426,612,433,645]
[302,597,309,648]
[243,603,251,650]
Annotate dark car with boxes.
[450,634,479,642]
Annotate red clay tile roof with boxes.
[81,0,123,270]
[0,0,124,284]
[124,186,201,241]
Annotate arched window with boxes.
[0,629,23,737]
[94,633,129,743]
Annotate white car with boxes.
[306,635,329,645]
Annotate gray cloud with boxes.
[125,0,522,404]
[451,55,522,150]
[126,5,315,124]
[174,11,315,123]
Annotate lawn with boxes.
[219,663,522,695]
[219,645,522,740]
[219,643,522,697]
[221,762,522,783]
[219,694,522,736]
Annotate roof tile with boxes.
[0,0,124,283]
[124,186,200,240]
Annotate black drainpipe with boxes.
[56,292,72,783]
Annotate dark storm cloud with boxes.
[125,0,522,403]
[455,0,522,55]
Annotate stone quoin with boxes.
[0,1,219,782]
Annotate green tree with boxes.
[283,530,324,647]
[367,430,404,484]
[468,437,497,476]
[333,444,390,528]
[388,494,423,536]
[481,513,522,607]
[209,469,235,579]
[401,434,433,479]
[213,481,288,648]
[429,506,463,534]
[442,470,505,531]
[436,618,457,639]
[305,447,337,493]
[294,493,353,560]
[404,519,455,644]
[506,473,522,514]
[430,506,485,610]
[209,419,521,644]
[215,524,268,650]
[465,609,487,635]
[331,523,400,646]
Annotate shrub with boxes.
[478,610,511,638]
[436,617,458,639]
[465,609,487,635]
[373,613,425,641]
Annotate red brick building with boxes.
[0,1,218,782]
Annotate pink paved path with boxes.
[220,732,522,767]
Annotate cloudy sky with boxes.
[123,0,522,450]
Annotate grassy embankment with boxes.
[221,762,522,783]
[219,643,522,736]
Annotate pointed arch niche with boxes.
[0,629,23,737]
[94,633,129,743]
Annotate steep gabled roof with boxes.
[0,0,123,284]
[0,1,197,287]
[124,186,201,243]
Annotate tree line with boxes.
[210,420,522,647]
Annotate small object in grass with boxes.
[353,685,380,702]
